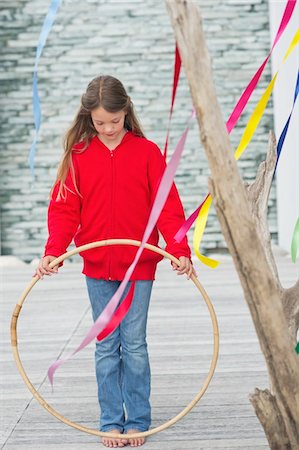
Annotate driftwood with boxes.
[165,1,299,448]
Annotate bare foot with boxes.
[126,429,145,447]
[101,429,128,448]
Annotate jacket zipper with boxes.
[108,149,114,280]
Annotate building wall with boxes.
[0,0,275,262]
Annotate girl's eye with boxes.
[112,120,120,124]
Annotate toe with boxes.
[101,434,124,448]
[126,430,145,447]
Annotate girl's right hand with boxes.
[33,255,59,279]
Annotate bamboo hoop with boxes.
[11,239,219,439]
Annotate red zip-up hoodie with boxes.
[44,132,191,280]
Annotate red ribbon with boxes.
[97,281,136,341]
[164,45,182,159]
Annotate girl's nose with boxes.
[105,125,113,133]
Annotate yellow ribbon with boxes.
[193,194,219,267]
[194,29,299,268]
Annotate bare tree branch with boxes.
[245,131,280,284]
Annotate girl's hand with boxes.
[171,256,196,280]
[33,255,59,279]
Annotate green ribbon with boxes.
[291,216,299,263]
[295,342,299,354]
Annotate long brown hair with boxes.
[52,75,145,200]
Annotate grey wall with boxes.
[0,0,275,262]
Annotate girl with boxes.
[35,75,193,448]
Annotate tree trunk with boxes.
[165,1,299,448]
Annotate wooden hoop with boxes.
[11,239,219,439]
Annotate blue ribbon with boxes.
[274,68,299,175]
[28,0,62,175]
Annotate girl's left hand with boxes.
[171,256,196,280]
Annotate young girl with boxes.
[34,75,192,448]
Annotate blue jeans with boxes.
[85,278,153,433]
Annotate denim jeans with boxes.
[85,278,153,432]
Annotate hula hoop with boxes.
[11,239,219,439]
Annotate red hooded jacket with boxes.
[44,132,191,280]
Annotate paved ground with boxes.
[1,248,297,449]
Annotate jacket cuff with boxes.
[43,248,65,267]
[165,244,191,261]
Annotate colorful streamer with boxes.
[235,29,299,162]
[295,342,299,354]
[193,29,299,268]
[226,0,297,134]
[28,0,62,175]
[176,28,299,267]
[291,216,299,263]
[48,116,193,385]
[175,0,297,250]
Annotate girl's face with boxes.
[91,107,126,141]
